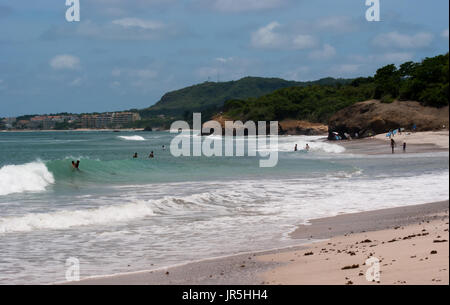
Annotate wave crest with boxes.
[0,162,55,196]
[118,135,145,141]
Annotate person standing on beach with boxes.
[403,142,406,153]
[391,139,396,154]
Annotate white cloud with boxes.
[379,52,414,63]
[283,67,310,81]
[208,0,286,12]
[251,22,285,49]
[0,79,6,91]
[69,77,83,86]
[372,31,433,49]
[216,57,234,63]
[112,18,165,30]
[351,52,413,65]
[112,68,122,77]
[308,44,336,60]
[50,55,80,70]
[331,64,360,74]
[292,35,318,50]
[251,22,318,50]
[442,29,449,39]
[315,16,355,33]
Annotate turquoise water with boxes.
[0,131,448,284]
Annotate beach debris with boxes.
[430,250,438,255]
[433,239,448,243]
[341,264,359,270]
[360,239,372,243]
[304,251,314,256]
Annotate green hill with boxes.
[222,53,449,124]
[139,76,350,119]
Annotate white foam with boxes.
[259,135,345,154]
[0,201,155,233]
[0,161,55,196]
[118,135,145,141]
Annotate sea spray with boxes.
[0,161,55,196]
[117,135,145,141]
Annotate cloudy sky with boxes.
[0,0,448,117]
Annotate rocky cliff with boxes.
[328,100,449,139]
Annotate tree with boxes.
[374,64,401,99]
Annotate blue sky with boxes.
[0,0,448,117]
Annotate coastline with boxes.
[61,131,449,285]
[66,201,449,285]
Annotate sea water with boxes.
[0,131,448,284]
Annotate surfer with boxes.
[294,144,298,152]
[133,152,138,159]
[390,139,396,154]
[71,160,80,170]
[305,144,310,151]
[149,151,154,158]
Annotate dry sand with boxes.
[374,130,449,149]
[260,202,449,285]
[339,130,449,155]
[67,201,449,285]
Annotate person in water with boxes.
[162,145,166,151]
[391,139,396,154]
[294,144,298,151]
[305,144,310,151]
[149,151,154,158]
[71,160,80,170]
[133,152,138,158]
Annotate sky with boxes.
[0,0,448,117]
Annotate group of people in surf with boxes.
[294,143,310,152]
[133,145,166,159]
[71,145,167,169]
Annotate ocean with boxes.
[0,131,448,284]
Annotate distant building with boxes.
[112,112,140,128]
[2,117,16,129]
[80,112,140,129]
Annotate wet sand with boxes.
[66,201,449,285]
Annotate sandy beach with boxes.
[67,200,449,285]
[338,130,449,155]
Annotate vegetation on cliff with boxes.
[222,53,449,124]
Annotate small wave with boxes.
[118,135,145,141]
[0,201,155,233]
[0,161,55,196]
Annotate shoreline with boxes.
[337,130,449,155]
[65,200,449,285]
